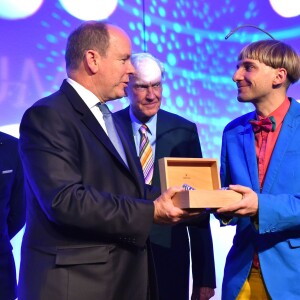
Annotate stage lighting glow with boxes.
[58,0,118,21]
[0,124,20,138]
[0,0,43,20]
[269,0,300,18]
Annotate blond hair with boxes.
[239,40,300,88]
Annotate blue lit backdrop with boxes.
[1,0,299,299]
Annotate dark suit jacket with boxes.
[115,107,216,299]
[18,80,158,300]
[0,132,25,300]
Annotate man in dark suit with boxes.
[0,131,25,300]
[18,21,201,300]
[115,53,216,300]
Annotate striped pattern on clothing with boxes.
[139,124,154,184]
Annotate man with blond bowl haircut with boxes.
[216,40,300,299]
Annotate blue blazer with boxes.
[0,132,25,300]
[220,98,300,299]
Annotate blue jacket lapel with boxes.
[239,112,260,191]
[263,98,300,193]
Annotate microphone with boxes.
[225,24,275,40]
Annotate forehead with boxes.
[237,58,258,65]
[237,58,266,68]
[133,58,162,83]
[107,25,132,54]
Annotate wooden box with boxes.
[158,157,242,208]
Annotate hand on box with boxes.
[153,186,204,224]
[216,184,258,217]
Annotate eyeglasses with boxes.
[133,82,162,92]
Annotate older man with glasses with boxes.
[115,52,216,300]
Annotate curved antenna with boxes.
[225,24,275,40]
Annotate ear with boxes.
[84,50,99,74]
[273,68,287,85]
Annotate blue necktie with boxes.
[98,103,128,166]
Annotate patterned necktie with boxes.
[98,103,128,166]
[139,124,154,184]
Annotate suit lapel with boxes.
[60,81,143,189]
[153,111,166,183]
[263,99,300,193]
[242,113,260,191]
[115,107,137,148]
[114,116,145,193]
[113,107,150,195]
[155,110,164,163]
[60,81,123,162]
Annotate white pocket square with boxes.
[2,169,13,174]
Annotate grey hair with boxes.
[131,52,165,77]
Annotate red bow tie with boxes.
[249,116,276,133]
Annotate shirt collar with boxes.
[67,78,100,109]
[256,96,290,128]
[129,107,157,136]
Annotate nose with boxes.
[232,68,242,82]
[127,60,135,74]
[146,86,156,99]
